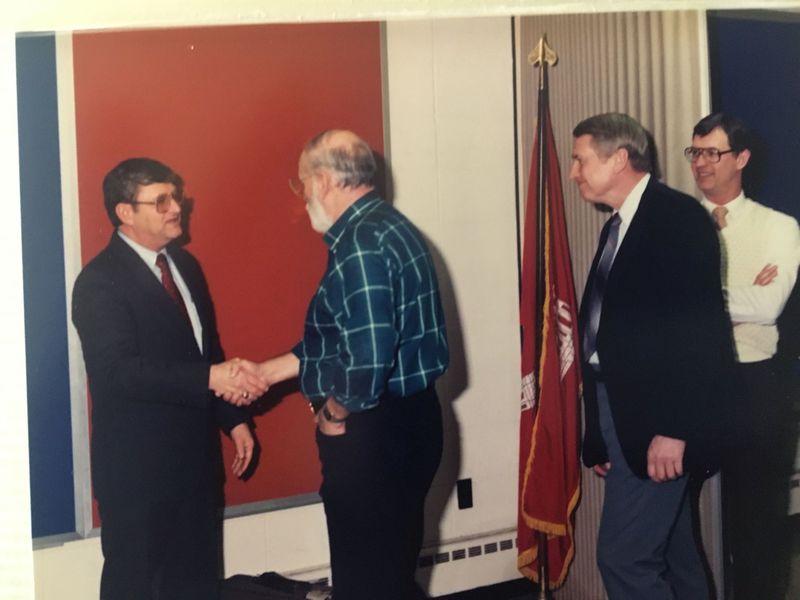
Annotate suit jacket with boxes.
[580,178,736,478]
[72,233,245,507]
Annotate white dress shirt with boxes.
[117,230,203,352]
[613,173,650,261]
[701,193,800,362]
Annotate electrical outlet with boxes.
[456,478,473,509]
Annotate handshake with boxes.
[209,358,269,406]
[208,354,299,407]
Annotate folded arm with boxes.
[726,225,800,323]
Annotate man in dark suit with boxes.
[570,113,734,599]
[72,158,267,600]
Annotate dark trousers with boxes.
[98,482,221,600]
[316,387,443,600]
[595,382,710,599]
[722,359,794,600]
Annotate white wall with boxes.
[4,0,795,32]
[385,16,521,593]
[0,31,36,600]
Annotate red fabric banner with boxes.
[517,87,582,588]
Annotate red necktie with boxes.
[155,253,190,323]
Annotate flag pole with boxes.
[517,30,578,596]
[528,34,558,600]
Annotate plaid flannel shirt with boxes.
[293,191,448,412]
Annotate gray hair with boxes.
[303,129,377,188]
[573,113,652,173]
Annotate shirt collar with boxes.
[616,172,650,225]
[117,229,165,269]
[323,189,381,250]
[700,191,746,221]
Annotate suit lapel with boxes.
[603,183,652,306]
[108,235,198,347]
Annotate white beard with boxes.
[306,195,334,234]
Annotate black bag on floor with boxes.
[221,572,332,600]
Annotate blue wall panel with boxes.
[16,33,75,537]
[708,11,800,221]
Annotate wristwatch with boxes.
[322,405,347,423]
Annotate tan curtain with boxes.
[516,11,714,599]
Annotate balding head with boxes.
[301,129,377,189]
[296,130,379,232]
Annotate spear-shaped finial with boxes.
[528,35,558,91]
[528,34,558,68]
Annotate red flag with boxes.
[517,60,582,589]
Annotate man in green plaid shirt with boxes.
[259,130,448,600]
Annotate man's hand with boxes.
[209,358,268,405]
[753,263,778,286]
[647,435,686,482]
[315,397,349,436]
[230,423,254,477]
[593,462,611,477]
[255,352,301,388]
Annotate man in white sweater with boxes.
[687,112,800,599]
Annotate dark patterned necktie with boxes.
[583,213,621,361]
[155,253,190,323]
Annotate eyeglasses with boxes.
[130,192,185,213]
[288,176,309,198]
[683,147,735,163]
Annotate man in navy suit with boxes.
[571,113,734,599]
[72,158,267,600]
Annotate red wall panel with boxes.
[72,22,384,523]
